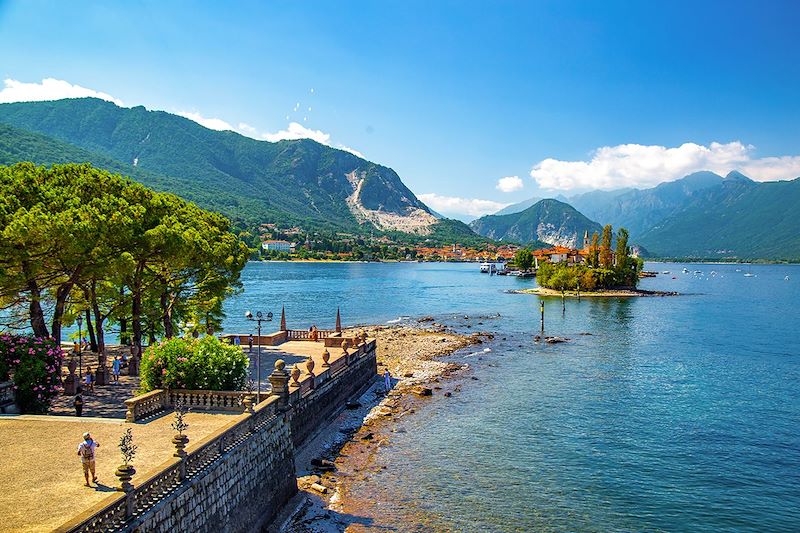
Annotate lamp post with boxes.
[76,314,83,380]
[245,310,273,402]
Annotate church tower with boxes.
[583,230,590,250]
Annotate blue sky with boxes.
[1,0,800,220]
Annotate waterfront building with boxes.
[262,240,294,252]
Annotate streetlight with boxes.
[245,310,273,402]
[76,314,83,380]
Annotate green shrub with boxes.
[140,335,249,392]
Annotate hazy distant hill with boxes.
[493,197,542,216]
[0,98,479,241]
[469,199,602,247]
[569,171,725,237]
[637,174,800,259]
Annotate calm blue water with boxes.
[223,262,800,532]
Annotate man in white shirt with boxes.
[77,432,99,486]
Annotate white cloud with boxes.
[262,122,330,144]
[530,141,800,191]
[0,78,124,106]
[174,111,235,131]
[337,144,364,158]
[496,175,524,192]
[418,193,509,218]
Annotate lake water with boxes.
[223,262,800,532]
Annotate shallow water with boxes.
[223,262,800,532]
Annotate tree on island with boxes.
[599,224,613,269]
[536,224,638,292]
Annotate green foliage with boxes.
[0,162,249,345]
[599,224,613,268]
[537,263,630,291]
[140,335,249,392]
[514,248,534,271]
[0,334,64,413]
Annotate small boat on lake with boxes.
[682,268,690,273]
[480,262,496,274]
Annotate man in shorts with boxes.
[77,432,99,486]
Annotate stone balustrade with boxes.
[125,389,249,422]
[124,389,168,422]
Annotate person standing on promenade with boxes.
[384,369,392,393]
[248,334,254,352]
[77,432,99,486]
[234,336,241,349]
[84,367,94,393]
[73,387,84,417]
[111,356,121,384]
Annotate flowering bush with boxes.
[0,333,64,413]
[140,335,249,392]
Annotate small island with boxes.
[512,225,678,297]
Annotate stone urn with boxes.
[115,464,136,492]
[172,434,189,458]
[67,358,77,376]
[341,339,350,351]
[306,357,315,375]
[242,394,255,413]
[321,349,330,367]
[291,365,301,385]
[361,331,368,344]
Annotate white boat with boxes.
[480,262,496,273]
[744,273,755,277]
[662,270,671,274]
[682,268,690,273]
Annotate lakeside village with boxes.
[259,222,646,293]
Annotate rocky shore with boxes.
[277,322,487,532]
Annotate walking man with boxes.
[234,336,241,349]
[73,386,84,417]
[248,334,254,352]
[384,369,392,393]
[77,432,99,486]
[111,356,121,384]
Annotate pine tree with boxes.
[599,225,613,268]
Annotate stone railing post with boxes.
[268,359,290,407]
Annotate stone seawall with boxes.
[289,346,378,448]
[128,405,296,533]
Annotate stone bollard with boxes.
[63,359,78,395]
[321,349,330,367]
[95,354,110,386]
[268,359,291,407]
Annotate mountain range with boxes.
[492,171,800,259]
[0,98,478,242]
[1,98,799,259]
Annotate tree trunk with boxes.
[51,267,81,344]
[131,262,144,355]
[89,281,105,355]
[85,308,98,353]
[160,286,174,338]
[22,262,49,338]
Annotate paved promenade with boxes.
[0,411,238,532]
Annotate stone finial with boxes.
[341,339,349,351]
[306,357,315,375]
[280,305,287,331]
[335,307,342,333]
[322,349,330,367]
[290,365,301,385]
[269,359,291,406]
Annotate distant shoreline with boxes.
[513,287,680,298]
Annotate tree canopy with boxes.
[0,163,250,351]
